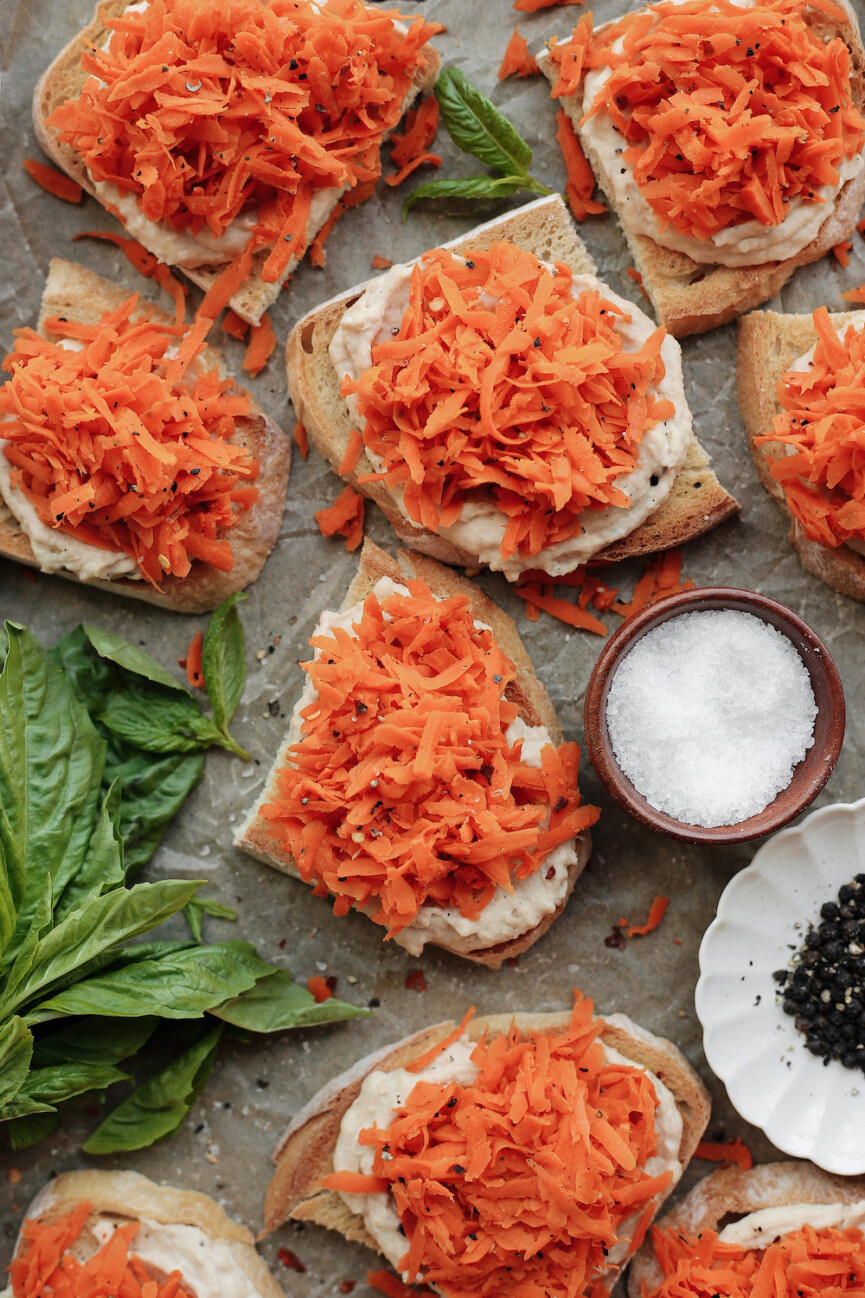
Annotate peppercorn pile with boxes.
[774,875,865,1071]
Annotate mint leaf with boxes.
[436,67,533,176]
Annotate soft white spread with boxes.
[329,265,691,579]
[90,1216,264,1297]
[719,1201,865,1249]
[286,576,579,953]
[576,0,865,267]
[333,1027,683,1281]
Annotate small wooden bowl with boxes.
[583,587,846,845]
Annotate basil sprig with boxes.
[403,67,552,217]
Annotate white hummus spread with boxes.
[89,1215,264,1297]
[333,1019,683,1281]
[719,1200,865,1249]
[284,576,580,954]
[329,265,692,579]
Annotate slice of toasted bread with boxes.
[539,1,865,338]
[286,194,738,575]
[0,257,290,613]
[32,0,441,326]
[263,1006,711,1273]
[14,1169,286,1298]
[236,536,593,967]
[628,1161,865,1297]
[737,305,865,601]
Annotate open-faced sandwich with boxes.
[0,258,289,611]
[263,992,711,1297]
[4,1169,285,1298]
[539,0,865,337]
[629,1160,865,1298]
[33,0,442,325]
[288,194,737,581]
[738,304,865,601]
[236,537,599,965]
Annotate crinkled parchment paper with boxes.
[1,0,865,1292]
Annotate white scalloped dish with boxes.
[696,797,865,1175]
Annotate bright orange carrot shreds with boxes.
[48,0,443,287]
[22,158,82,204]
[384,153,442,188]
[307,975,334,1003]
[645,1219,865,1298]
[842,282,865,303]
[243,313,277,376]
[260,581,599,934]
[547,12,594,99]
[576,0,865,244]
[222,310,250,340]
[293,419,309,459]
[514,551,689,635]
[183,630,205,688]
[10,1204,195,1298]
[390,97,441,170]
[0,296,258,585]
[556,109,607,220]
[344,242,675,564]
[627,895,669,937]
[834,240,854,268]
[332,995,670,1297]
[73,231,188,326]
[756,307,865,548]
[315,485,365,551]
[368,1271,433,1298]
[694,1137,753,1171]
[611,549,694,618]
[498,30,540,81]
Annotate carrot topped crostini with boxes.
[34,0,442,324]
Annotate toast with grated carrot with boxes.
[738,305,865,602]
[538,0,865,338]
[286,195,737,575]
[236,536,595,967]
[262,1001,711,1295]
[0,258,290,612]
[628,1162,865,1298]
[9,1170,286,1298]
[32,0,442,327]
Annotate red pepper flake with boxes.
[307,975,333,1003]
[505,956,520,967]
[498,29,540,80]
[7,1168,21,1185]
[694,1138,753,1171]
[277,1247,307,1273]
[372,254,394,270]
[180,630,205,689]
[339,1284,356,1294]
[672,938,683,946]
[833,240,854,268]
[315,485,365,552]
[21,568,39,584]
[405,970,428,992]
[603,925,627,950]
[23,158,83,203]
[627,896,670,938]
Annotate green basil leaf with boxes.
[1,876,53,1010]
[109,749,205,877]
[10,1060,128,1108]
[183,897,237,943]
[34,1016,157,1066]
[54,781,125,922]
[213,969,370,1032]
[83,1025,223,1154]
[99,686,222,754]
[202,594,247,734]
[436,67,532,176]
[402,174,528,218]
[7,1110,60,1151]
[0,1016,33,1108]
[83,626,190,694]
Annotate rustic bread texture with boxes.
[628,1161,865,1298]
[0,257,290,612]
[737,305,865,601]
[263,1007,711,1284]
[539,0,865,338]
[18,1170,286,1298]
[236,536,593,967]
[286,193,738,572]
[32,0,441,326]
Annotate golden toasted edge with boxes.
[627,1161,865,1298]
[19,1170,286,1298]
[737,305,865,601]
[264,1008,710,1266]
[0,258,290,612]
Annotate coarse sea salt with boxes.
[606,610,817,828]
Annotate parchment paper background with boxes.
[1,0,864,1292]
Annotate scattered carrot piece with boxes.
[22,158,82,204]
[306,975,334,1004]
[314,485,365,552]
[516,584,608,635]
[371,254,393,270]
[309,200,346,269]
[368,1271,433,1298]
[627,267,651,304]
[515,0,583,10]
[833,240,854,268]
[627,896,669,937]
[183,631,205,689]
[841,282,865,304]
[610,550,694,619]
[405,970,428,992]
[222,310,250,341]
[498,29,540,80]
[556,110,607,219]
[277,1247,307,1273]
[72,230,188,326]
[694,1137,753,1171]
[243,313,277,376]
[292,420,309,459]
[384,153,442,188]
[390,97,441,169]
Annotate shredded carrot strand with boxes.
[556,110,607,219]
[627,895,669,937]
[293,419,309,459]
[390,97,441,169]
[834,241,854,268]
[627,268,651,304]
[315,484,364,551]
[610,549,694,618]
[498,30,540,81]
[22,158,82,204]
[384,153,442,188]
[368,1271,433,1298]
[184,630,205,688]
[72,231,188,326]
[222,310,250,340]
[513,551,690,635]
[372,254,393,270]
[693,1137,753,1170]
[243,313,276,376]
[842,282,865,303]
[407,1009,475,1074]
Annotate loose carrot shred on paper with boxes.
[260,581,599,935]
[390,97,441,169]
[222,310,250,341]
[498,29,540,80]
[345,994,672,1295]
[694,1137,753,1170]
[309,201,345,269]
[314,484,364,551]
[22,158,83,204]
[10,1203,196,1298]
[384,153,442,188]
[627,268,651,303]
[72,230,188,326]
[372,254,393,270]
[627,895,669,937]
[183,630,205,689]
[556,110,607,219]
[243,313,276,376]
[293,420,309,459]
[515,0,583,11]
[367,1271,434,1298]
[611,549,694,618]
[307,975,334,1003]
[833,240,854,268]
[841,282,865,304]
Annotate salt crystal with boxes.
[606,610,817,828]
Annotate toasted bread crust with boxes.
[285,194,738,574]
[32,1,440,326]
[628,1161,865,1298]
[0,257,290,613]
[264,1007,711,1269]
[737,306,865,602]
[236,536,593,966]
[540,0,865,338]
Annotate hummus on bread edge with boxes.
[717,1200,865,1248]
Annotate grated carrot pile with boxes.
[551,0,865,242]
[10,1203,195,1298]
[0,295,258,585]
[756,307,865,548]
[328,995,669,1297]
[498,30,540,81]
[260,580,599,934]
[556,110,607,219]
[48,0,442,285]
[645,1219,865,1298]
[515,549,691,635]
[22,158,83,204]
[693,1137,753,1171]
[315,484,365,551]
[343,242,675,564]
[243,313,277,376]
